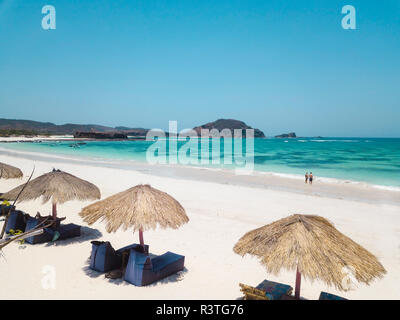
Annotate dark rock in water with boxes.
[120,129,149,137]
[73,131,127,139]
[275,132,296,138]
[192,119,265,138]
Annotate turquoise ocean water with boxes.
[1,138,400,188]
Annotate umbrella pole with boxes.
[52,202,57,220]
[295,266,301,299]
[139,228,144,247]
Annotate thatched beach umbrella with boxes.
[79,184,189,247]
[2,169,101,219]
[234,214,386,299]
[0,162,23,179]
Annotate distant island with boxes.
[0,118,271,139]
[275,132,297,138]
[193,119,265,138]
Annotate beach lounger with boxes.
[0,204,15,216]
[124,250,185,286]
[117,243,149,256]
[24,216,55,244]
[319,292,347,300]
[89,242,149,273]
[90,241,123,272]
[257,280,293,300]
[24,216,67,244]
[5,210,27,234]
[58,223,81,240]
[240,280,293,300]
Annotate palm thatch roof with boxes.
[79,184,189,233]
[0,162,23,179]
[2,169,101,204]
[233,214,386,291]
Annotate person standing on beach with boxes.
[305,172,309,184]
[309,172,313,184]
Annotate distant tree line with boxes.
[0,129,52,137]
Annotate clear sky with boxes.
[0,0,399,137]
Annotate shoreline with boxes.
[1,145,399,206]
[0,144,399,299]
[1,137,399,194]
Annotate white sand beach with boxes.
[0,135,74,143]
[0,150,399,300]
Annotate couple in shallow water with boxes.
[305,172,313,184]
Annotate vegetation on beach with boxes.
[0,129,52,137]
[7,229,25,244]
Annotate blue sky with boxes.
[0,0,399,137]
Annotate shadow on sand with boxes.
[146,267,188,287]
